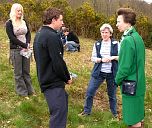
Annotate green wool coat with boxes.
[115,27,146,125]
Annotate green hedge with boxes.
[0,0,151,48]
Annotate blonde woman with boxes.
[6,3,35,99]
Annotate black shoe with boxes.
[77,45,80,52]
[78,111,90,116]
[111,114,119,121]
[113,114,118,118]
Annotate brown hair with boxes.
[43,7,63,25]
[117,8,136,25]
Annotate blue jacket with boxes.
[91,39,118,78]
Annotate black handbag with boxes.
[122,35,138,96]
[122,80,137,96]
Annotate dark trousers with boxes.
[44,87,68,128]
[10,49,34,96]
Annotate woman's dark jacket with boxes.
[91,39,118,78]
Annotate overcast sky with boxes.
[144,0,152,4]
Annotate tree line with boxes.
[0,0,152,48]
[68,0,152,19]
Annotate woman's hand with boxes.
[67,79,72,84]
[96,58,102,63]
[102,58,111,62]
[110,56,119,61]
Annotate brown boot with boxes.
[141,121,144,128]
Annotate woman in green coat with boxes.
[115,8,146,128]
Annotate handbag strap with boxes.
[130,35,138,83]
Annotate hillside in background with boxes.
[0,0,152,20]
[68,0,152,20]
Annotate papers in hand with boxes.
[69,72,78,78]
[20,49,32,59]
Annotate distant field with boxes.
[0,25,152,128]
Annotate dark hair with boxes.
[62,27,69,33]
[42,7,63,25]
[117,8,136,25]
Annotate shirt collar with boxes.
[123,26,133,36]
[42,25,58,33]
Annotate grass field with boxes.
[0,25,152,128]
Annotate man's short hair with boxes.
[43,7,63,25]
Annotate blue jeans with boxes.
[65,41,79,51]
[84,72,117,116]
